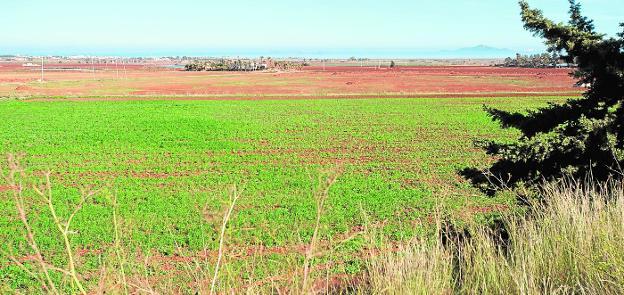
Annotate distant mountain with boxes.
[434,45,517,59]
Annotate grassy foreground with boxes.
[365,178,624,294]
[0,97,569,292]
[4,164,623,294]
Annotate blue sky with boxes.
[1,0,622,57]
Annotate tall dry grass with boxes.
[3,152,624,294]
[364,178,624,294]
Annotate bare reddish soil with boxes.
[0,62,581,99]
[0,185,17,192]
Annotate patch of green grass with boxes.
[213,78,313,87]
[0,96,565,290]
[27,79,90,89]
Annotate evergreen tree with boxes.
[463,0,624,193]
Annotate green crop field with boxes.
[0,96,566,291]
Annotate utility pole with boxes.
[123,58,127,79]
[91,56,95,80]
[40,56,44,82]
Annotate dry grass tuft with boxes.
[363,178,624,294]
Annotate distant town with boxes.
[0,54,512,72]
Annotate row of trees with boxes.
[185,59,266,71]
[185,58,304,72]
[501,52,563,68]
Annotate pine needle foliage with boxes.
[464,0,624,192]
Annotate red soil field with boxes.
[0,62,581,99]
